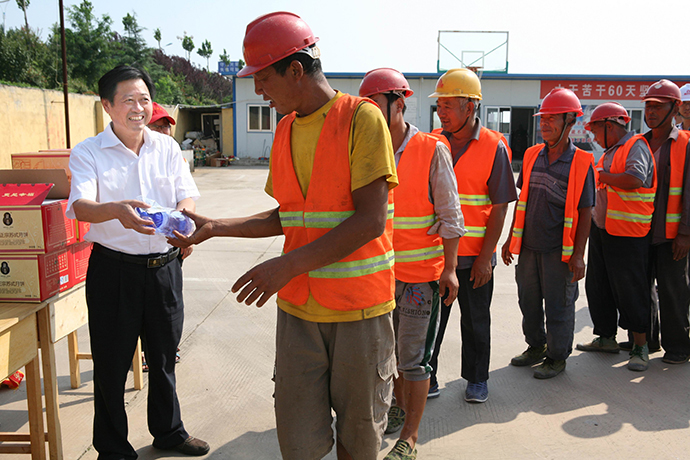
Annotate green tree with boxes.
[119,12,149,67]
[64,0,115,90]
[238,59,245,71]
[153,27,161,50]
[197,39,212,71]
[15,0,29,30]
[179,32,194,61]
[219,48,229,65]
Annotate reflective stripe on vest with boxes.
[598,134,657,237]
[311,250,395,279]
[509,144,593,262]
[271,94,395,311]
[392,131,446,283]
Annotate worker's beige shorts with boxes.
[274,308,396,460]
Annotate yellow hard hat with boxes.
[428,68,482,100]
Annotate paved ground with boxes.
[2,166,690,460]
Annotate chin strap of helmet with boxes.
[645,103,676,130]
[547,113,575,150]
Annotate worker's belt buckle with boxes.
[147,256,164,268]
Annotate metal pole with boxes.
[59,0,71,148]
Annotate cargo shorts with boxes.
[393,280,441,381]
[274,308,396,460]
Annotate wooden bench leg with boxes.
[25,357,47,460]
[37,306,63,460]
[67,332,80,389]
[132,338,143,390]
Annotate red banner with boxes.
[540,80,687,100]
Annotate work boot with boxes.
[576,336,619,353]
[627,343,649,371]
[510,344,547,367]
[533,357,566,379]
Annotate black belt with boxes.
[93,243,181,269]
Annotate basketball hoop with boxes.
[466,66,484,80]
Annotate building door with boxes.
[509,107,535,163]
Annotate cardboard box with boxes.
[205,152,221,166]
[12,150,72,186]
[0,170,76,254]
[0,248,69,302]
[69,241,92,286]
[210,157,227,167]
[76,220,91,242]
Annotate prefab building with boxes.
[231,72,690,163]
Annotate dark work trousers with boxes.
[515,247,578,361]
[585,224,651,337]
[429,267,493,386]
[649,242,690,356]
[86,246,188,460]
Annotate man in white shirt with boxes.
[66,65,208,459]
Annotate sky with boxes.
[3,0,689,77]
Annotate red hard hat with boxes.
[359,68,413,98]
[643,79,681,103]
[149,102,175,125]
[535,87,584,117]
[584,102,630,131]
[237,12,318,77]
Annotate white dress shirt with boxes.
[66,123,200,255]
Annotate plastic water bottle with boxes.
[137,208,194,238]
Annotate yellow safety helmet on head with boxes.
[428,68,482,100]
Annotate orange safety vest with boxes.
[665,130,690,239]
[271,94,395,311]
[510,144,594,262]
[597,134,657,237]
[451,127,506,256]
[393,132,445,283]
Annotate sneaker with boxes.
[385,405,406,434]
[627,343,649,371]
[384,439,417,460]
[619,340,661,353]
[427,383,440,399]
[465,381,488,403]
[510,344,547,367]
[154,436,210,456]
[533,357,566,379]
[662,352,690,364]
[576,336,619,353]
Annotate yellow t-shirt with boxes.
[265,91,398,322]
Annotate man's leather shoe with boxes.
[158,436,210,456]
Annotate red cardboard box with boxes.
[12,150,72,186]
[76,220,91,242]
[0,248,69,302]
[69,241,93,286]
[0,170,75,254]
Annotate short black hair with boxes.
[98,65,155,103]
[271,46,322,77]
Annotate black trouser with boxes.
[86,245,188,460]
[585,225,651,336]
[430,267,493,385]
[649,242,690,356]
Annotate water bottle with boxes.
[136,208,194,238]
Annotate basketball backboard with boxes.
[437,31,509,74]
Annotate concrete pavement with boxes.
[2,165,690,459]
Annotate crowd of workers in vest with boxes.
[66,9,690,460]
